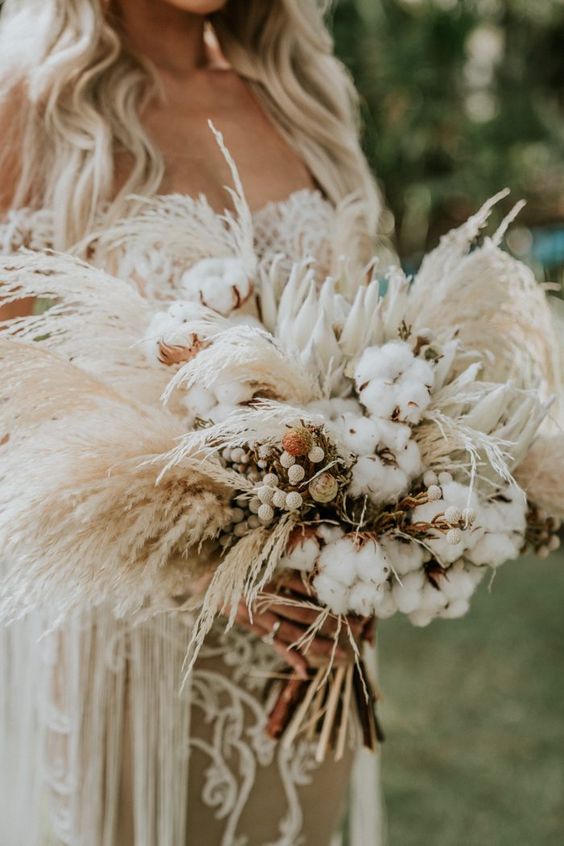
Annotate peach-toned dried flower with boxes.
[282,426,314,457]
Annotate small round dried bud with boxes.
[549,534,561,552]
[423,470,438,487]
[537,508,547,522]
[280,451,296,468]
[230,507,245,523]
[240,453,250,464]
[258,504,274,524]
[222,448,232,462]
[248,469,260,483]
[537,544,550,559]
[272,489,287,509]
[427,485,442,502]
[231,447,245,463]
[462,507,476,526]
[309,473,339,503]
[258,445,270,460]
[282,426,313,457]
[438,471,453,485]
[249,497,261,514]
[257,486,274,504]
[248,515,261,529]
[308,446,325,464]
[263,472,279,487]
[285,491,303,511]
[234,521,249,537]
[446,528,462,545]
[444,506,462,525]
[219,534,231,547]
[257,459,268,469]
[288,464,306,485]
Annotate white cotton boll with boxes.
[354,540,391,585]
[392,570,426,614]
[335,413,383,456]
[419,582,448,614]
[317,538,359,587]
[315,524,345,545]
[348,581,381,617]
[395,438,423,477]
[411,498,445,524]
[394,379,432,424]
[213,380,255,406]
[283,537,320,573]
[406,356,435,388]
[426,533,467,565]
[381,539,425,576]
[436,562,477,602]
[355,341,415,387]
[208,403,236,423]
[467,532,522,568]
[306,397,363,422]
[182,384,216,419]
[441,481,480,514]
[313,572,351,615]
[376,419,412,452]
[349,455,410,505]
[440,599,471,620]
[357,378,399,420]
[181,257,251,316]
[408,609,434,627]
[374,585,398,619]
[200,275,238,316]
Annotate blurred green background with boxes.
[331,3,564,844]
[332,0,564,284]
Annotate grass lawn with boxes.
[378,552,564,846]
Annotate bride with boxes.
[0,1,383,844]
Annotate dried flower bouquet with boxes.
[1,170,563,758]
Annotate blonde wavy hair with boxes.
[0,0,381,252]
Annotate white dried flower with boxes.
[438,471,453,485]
[280,451,296,468]
[423,470,438,487]
[462,507,476,525]
[288,464,306,485]
[444,506,462,524]
[258,504,274,524]
[271,489,287,509]
[230,508,245,523]
[248,515,260,529]
[233,522,248,538]
[285,491,303,510]
[249,497,261,514]
[308,446,325,463]
[427,484,442,501]
[262,472,278,487]
[257,486,274,504]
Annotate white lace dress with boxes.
[0,190,383,846]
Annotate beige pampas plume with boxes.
[405,195,559,394]
[0,340,232,623]
[0,250,167,406]
[515,433,564,519]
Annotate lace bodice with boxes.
[0,188,339,304]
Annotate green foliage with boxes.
[332,0,564,265]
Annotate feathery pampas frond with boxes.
[0,340,231,623]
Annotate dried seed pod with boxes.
[280,451,296,468]
[446,528,462,545]
[288,464,306,485]
[285,491,303,511]
[309,473,339,504]
[263,472,279,487]
[427,485,442,502]
[308,446,325,464]
[282,426,313,457]
[258,504,275,524]
[444,506,461,524]
[272,489,287,508]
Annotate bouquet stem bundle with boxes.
[264,623,383,763]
